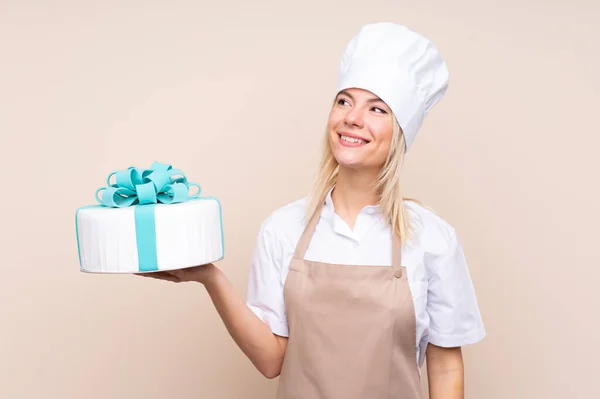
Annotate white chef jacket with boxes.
[246,188,486,368]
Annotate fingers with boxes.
[168,269,186,279]
[135,271,181,282]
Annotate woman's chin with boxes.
[332,146,377,170]
[334,155,365,170]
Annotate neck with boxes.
[330,166,381,229]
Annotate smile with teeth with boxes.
[340,134,368,145]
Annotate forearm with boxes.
[202,268,287,378]
[426,345,464,399]
[427,369,464,399]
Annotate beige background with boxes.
[1,0,599,398]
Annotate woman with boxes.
[142,22,485,398]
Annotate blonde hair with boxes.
[306,110,431,244]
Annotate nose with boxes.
[343,106,364,128]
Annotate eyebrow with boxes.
[337,90,384,104]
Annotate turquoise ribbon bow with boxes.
[95,161,201,208]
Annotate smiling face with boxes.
[327,88,395,171]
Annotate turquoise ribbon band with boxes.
[134,205,158,271]
[81,162,204,272]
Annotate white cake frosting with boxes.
[75,197,224,273]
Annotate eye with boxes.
[372,106,388,114]
[337,98,350,106]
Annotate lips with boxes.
[338,132,370,146]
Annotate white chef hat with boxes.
[337,22,450,151]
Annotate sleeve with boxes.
[245,217,289,337]
[426,227,486,347]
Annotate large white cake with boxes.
[75,162,224,274]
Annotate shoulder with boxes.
[263,196,307,228]
[258,196,308,244]
[403,199,458,256]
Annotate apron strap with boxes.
[391,230,402,271]
[293,199,325,259]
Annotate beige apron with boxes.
[276,201,423,399]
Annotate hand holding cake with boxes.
[135,262,219,284]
